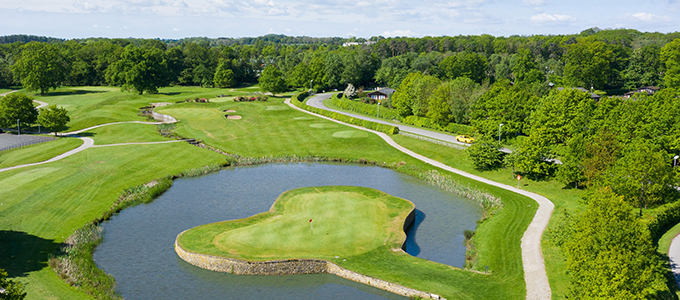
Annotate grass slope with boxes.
[0,137,82,169]
[85,123,172,145]
[179,186,413,260]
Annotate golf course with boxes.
[1,85,538,300]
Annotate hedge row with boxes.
[402,115,476,136]
[641,200,680,239]
[331,96,402,121]
[291,92,399,135]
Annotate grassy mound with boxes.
[177,186,414,261]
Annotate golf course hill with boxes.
[175,185,416,271]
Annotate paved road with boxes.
[670,236,680,289]
[307,94,563,165]
[288,98,554,300]
[307,93,475,148]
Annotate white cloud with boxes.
[382,30,416,37]
[629,12,671,22]
[173,27,180,31]
[530,13,576,23]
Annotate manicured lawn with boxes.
[84,123,172,145]
[0,88,12,95]
[0,137,83,169]
[157,99,417,162]
[179,186,413,260]
[391,134,584,299]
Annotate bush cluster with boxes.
[216,94,231,98]
[291,92,399,135]
[179,97,210,103]
[331,96,401,121]
[234,95,268,102]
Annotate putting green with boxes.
[177,186,414,261]
[332,130,369,138]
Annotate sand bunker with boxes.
[223,109,237,113]
[226,115,242,120]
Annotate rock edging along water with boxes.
[174,244,443,299]
[174,208,444,299]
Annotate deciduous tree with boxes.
[258,65,286,95]
[562,188,668,299]
[37,105,70,136]
[11,42,67,94]
[0,92,38,128]
[106,45,168,94]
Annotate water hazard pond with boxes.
[94,163,482,299]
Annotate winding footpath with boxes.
[669,236,680,288]
[0,108,181,174]
[286,98,554,300]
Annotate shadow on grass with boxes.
[404,209,425,256]
[0,230,59,278]
[160,92,182,96]
[43,90,105,97]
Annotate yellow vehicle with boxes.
[456,135,475,144]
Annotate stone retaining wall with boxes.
[175,241,443,299]
[174,209,443,299]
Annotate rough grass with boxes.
[179,186,413,260]
[0,137,83,169]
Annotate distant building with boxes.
[342,41,377,47]
[556,87,601,101]
[368,88,395,100]
[624,86,660,98]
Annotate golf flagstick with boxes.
[310,218,313,234]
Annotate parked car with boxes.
[456,135,474,144]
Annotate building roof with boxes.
[368,88,395,96]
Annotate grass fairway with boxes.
[157,99,417,162]
[0,137,83,169]
[28,86,262,131]
[179,186,414,260]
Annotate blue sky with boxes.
[1,0,678,39]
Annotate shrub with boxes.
[291,92,399,135]
[331,96,401,121]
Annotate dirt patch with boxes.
[226,115,242,120]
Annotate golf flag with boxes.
[309,219,313,233]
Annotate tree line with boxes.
[1,28,680,95]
